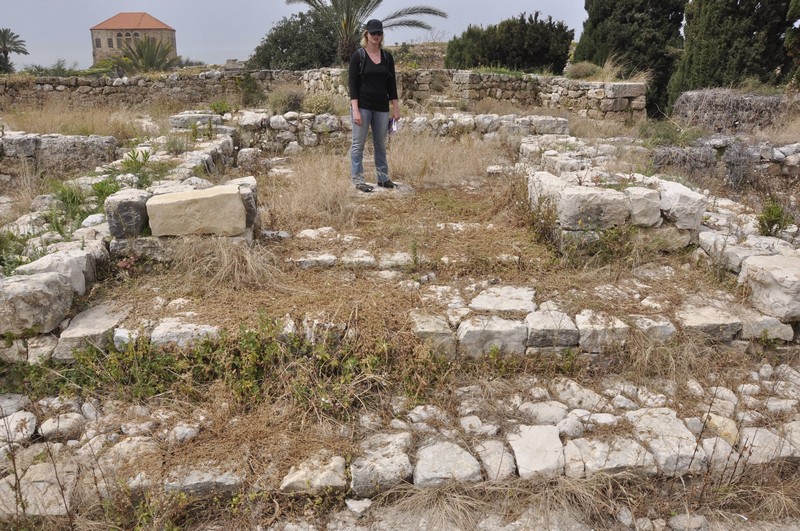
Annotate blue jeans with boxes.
[351,108,390,185]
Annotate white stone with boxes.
[701,437,741,480]
[738,255,800,320]
[469,286,536,313]
[147,185,247,237]
[39,412,85,441]
[574,310,629,352]
[52,303,129,361]
[413,441,482,487]
[15,249,95,295]
[524,310,579,347]
[456,316,527,357]
[625,187,662,227]
[564,437,656,478]
[0,411,37,443]
[341,249,377,268]
[508,425,564,479]
[475,440,516,481]
[675,304,742,342]
[658,179,707,230]
[164,462,243,497]
[518,401,568,425]
[150,318,219,349]
[553,379,611,412]
[558,186,630,230]
[350,432,413,497]
[625,408,706,476]
[629,315,677,343]
[280,453,347,493]
[409,312,456,357]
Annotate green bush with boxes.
[758,197,793,236]
[210,100,233,115]
[238,73,265,107]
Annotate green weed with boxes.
[758,197,794,237]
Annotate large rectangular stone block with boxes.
[146,185,247,237]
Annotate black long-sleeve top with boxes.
[348,48,398,112]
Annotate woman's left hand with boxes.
[392,109,400,121]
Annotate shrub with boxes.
[268,86,305,113]
[564,61,601,79]
[758,197,793,236]
[301,93,334,114]
[238,73,265,107]
[209,100,233,115]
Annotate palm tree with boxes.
[0,28,29,73]
[286,0,447,62]
[111,36,181,74]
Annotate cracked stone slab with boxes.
[468,286,536,313]
[625,408,706,477]
[564,437,656,478]
[350,432,413,497]
[508,425,564,479]
[413,441,482,487]
[457,316,527,357]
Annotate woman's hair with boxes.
[360,30,383,48]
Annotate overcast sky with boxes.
[3,1,587,69]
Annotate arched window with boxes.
[116,33,123,48]
[133,32,140,42]
[125,32,132,46]
[107,38,114,48]
[95,38,101,48]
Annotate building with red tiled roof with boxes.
[90,12,177,65]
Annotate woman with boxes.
[348,19,400,192]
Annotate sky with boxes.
[2,1,588,69]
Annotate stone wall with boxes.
[672,89,800,134]
[1,69,646,121]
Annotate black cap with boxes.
[365,19,383,32]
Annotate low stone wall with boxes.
[672,89,800,134]
[1,69,646,121]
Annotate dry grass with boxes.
[2,159,45,221]
[1,101,181,140]
[167,236,288,293]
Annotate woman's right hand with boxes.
[352,108,362,126]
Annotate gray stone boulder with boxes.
[52,303,129,362]
[0,410,37,443]
[674,303,742,342]
[149,319,220,349]
[164,462,243,497]
[738,255,800,321]
[39,412,86,441]
[413,441,482,487]
[624,187,662,227]
[575,310,629,353]
[37,134,117,172]
[147,185,247,237]
[737,427,797,465]
[527,171,567,208]
[169,112,222,129]
[475,440,516,481]
[0,461,78,517]
[564,437,656,478]
[0,273,73,335]
[468,286,536,313]
[105,189,152,238]
[225,176,260,229]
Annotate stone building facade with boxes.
[90,12,176,65]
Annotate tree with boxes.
[786,0,800,87]
[110,36,181,74]
[249,11,336,70]
[286,0,447,63]
[0,28,29,74]
[445,13,573,74]
[668,0,793,104]
[573,0,686,117]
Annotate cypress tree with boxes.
[668,0,792,104]
[573,0,687,117]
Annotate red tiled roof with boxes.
[91,12,174,31]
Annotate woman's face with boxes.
[367,30,383,46]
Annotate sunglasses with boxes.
[369,31,383,36]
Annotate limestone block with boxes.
[575,310,630,353]
[147,185,247,237]
[604,82,646,98]
[702,437,741,480]
[456,316,527,357]
[350,432,413,497]
[524,309,579,347]
[280,452,347,493]
[39,412,86,441]
[675,304,742,342]
[0,411,37,443]
[508,425,564,479]
[413,441,482,487]
[527,171,567,208]
[557,186,630,230]
[624,187,661,227]
[169,112,222,129]
[52,303,130,362]
[15,249,95,295]
[529,116,569,135]
[475,440,516,481]
[629,315,677,343]
[738,255,800,320]
[0,340,26,363]
[225,177,259,229]
[409,311,456,357]
[737,427,797,465]
[0,395,31,417]
[634,225,692,252]
[236,148,260,171]
[150,319,220,349]
[341,250,377,268]
[554,378,611,411]
[518,401,568,425]
[312,113,341,133]
[0,273,73,335]
[564,437,656,478]
[469,286,536,313]
[238,111,267,130]
[658,180,707,230]
[1,132,40,158]
[0,461,78,517]
[164,463,243,497]
[734,306,794,342]
[626,408,706,476]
